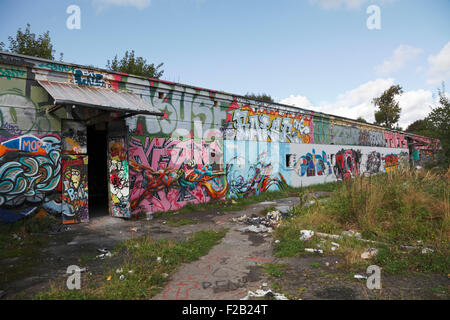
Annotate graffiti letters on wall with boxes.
[60,155,88,224]
[128,136,227,215]
[108,138,130,218]
[224,102,314,143]
[294,149,332,177]
[0,134,61,221]
[62,120,87,154]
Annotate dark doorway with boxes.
[87,124,109,217]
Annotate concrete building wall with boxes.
[0,52,437,222]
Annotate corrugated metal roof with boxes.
[38,80,163,116]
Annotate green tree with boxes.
[373,85,403,129]
[244,92,275,103]
[405,119,436,138]
[1,23,62,60]
[356,116,367,123]
[106,50,164,79]
[425,83,450,165]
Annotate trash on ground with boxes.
[116,268,123,274]
[305,248,323,254]
[96,249,112,259]
[361,248,378,259]
[342,230,362,239]
[232,209,292,231]
[156,257,162,263]
[421,248,434,254]
[106,275,112,281]
[119,275,125,280]
[354,274,368,280]
[130,227,138,232]
[162,273,169,278]
[299,230,314,241]
[274,240,280,244]
[241,289,289,300]
[238,225,270,233]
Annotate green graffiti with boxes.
[9,107,17,123]
[0,67,26,80]
[38,63,74,73]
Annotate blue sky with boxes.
[0,0,449,128]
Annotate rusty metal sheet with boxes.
[38,80,163,116]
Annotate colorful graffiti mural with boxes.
[225,102,313,143]
[365,151,381,174]
[0,134,61,221]
[293,149,332,177]
[108,138,130,218]
[60,155,88,223]
[61,120,87,154]
[128,136,227,215]
[333,149,362,180]
[226,152,287,198]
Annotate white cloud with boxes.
[309,0,393,10]
[279,95,312,109]
[281,78,437,130]
[375,45,423,75]
[396,89,433,129]
[91,0,151,11]
[427,41,450,85]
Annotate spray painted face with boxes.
[71,168,81,189]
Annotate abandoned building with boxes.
[0,51,440,223]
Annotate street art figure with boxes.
[60,157,88,223]
[108,138,131,218]
[333,149,362,180]
[382,154,399,173]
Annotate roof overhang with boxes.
[38,80,164,116]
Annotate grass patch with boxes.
[34,229,228,300]
[262,263,289,277]
[166,217,198,227]
[273,167,450,275]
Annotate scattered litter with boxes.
[331,242,340,247]
[12,234,21,241]
[231,199,237,204]
[331,247,337,251]
[305,248,323,254]
[421,248,434,254]
[128,270,133,274]
[162,273,169,278]
[354,274,367,280]
[316,232,341,240]
[232,209,291,231]
[119,275,125,280]
[116,268,123,274]
[96,249,112,259]
[299,230,314,241]
[342,230,362,239]
[238,225,270,233]
[79,267,88,273]
[107,275,112,281]
[325,262,330,267]
[130,227,138,232]
[48,223,71,235]
[316,244,321,248]
[262,283,268,287]
[241,289,289,300]
[156,257,162,263]
[361,248,378,260]
[274,240,280,244]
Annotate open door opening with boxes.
[87,124,109,218]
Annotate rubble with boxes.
[234,209,291,233]
[299,230,314,241]
[421,248,434,254]
[305,248,323,254]
[238,225,270,233]
[96,248,112,259]
[354,274,368,280]
[241,289,289,300]
[361,248,378,259]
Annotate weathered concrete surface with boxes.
[153,228,273,300]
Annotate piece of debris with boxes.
[119,275,125,280]
[79,267,88,273]
[331,242,340,247]
[12,234,21,241]
[274,240,280,244]
[305,248,323,254]
[130,227,138,232]
[162,273,169,278]
[107,275,112,281]
[421,248,434,254]
[231,199,237,204]
[241,289,289,300]
[316,232,341,240]
[97,248,109,254]
[299,230,314,241]
[156,257,162,263]
[354,274,368,280]
[325,262,330,267]
[331,246,337,251]
[34,208,49,219]
[238,225,270,233]
[361,248,378,260]
[128,270,133,274]
[96,249,112,259]
[116,268,123,274]
[342,230,362,239]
